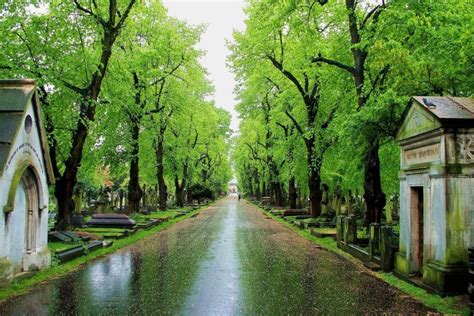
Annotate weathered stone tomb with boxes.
[395,96,474,294]
[0,80,54,285]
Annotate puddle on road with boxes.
[183,198,242,315]
[236,201,433,315]
[0,205,225,315]
[0,198,433,315]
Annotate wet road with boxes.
[0,197,432,315]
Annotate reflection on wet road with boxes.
[0,197,432,315]
[184,197,241,314]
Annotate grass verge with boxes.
[0,203,211,303]
[252,201,468,315]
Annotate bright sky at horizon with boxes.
[162,0,246,133]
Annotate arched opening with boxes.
[21,167,40,256]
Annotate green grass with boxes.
[130,209,188,223]
[48,242,83,253]
[312,227,337,234]
[0,203,212,303]
[253,201,468,315]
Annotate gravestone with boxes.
[321,183,329,215]
[385,197,393,225]
[391,194,399,220]
[86,213,136,228]
[141,184,147,210]
[346,190,354,215]
[118,188,125,212]
[395,96,474,294]
[72,185,82,214]
[96,187,111,213]
[0,80,54,286]
[334,185,342,216]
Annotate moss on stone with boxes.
[0,258,13,288]
[395,253,410,275]
[3,160,31,213]
[445,182,468,266]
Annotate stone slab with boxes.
[86,213,136,228]
[48,231,72,243]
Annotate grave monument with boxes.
[0,80,54,286]
[395,96,474,294]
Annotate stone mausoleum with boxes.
[0,80,54,286]
[395,96,474,294]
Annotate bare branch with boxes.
[285,109,306,140]
[360,3,387,30]
[264,77,280,92]
[73,0,107,27]
[311,53,355,74]
[361,65,390,109]
[267,54,307,98]
[61,79,87,96]
[276,122,288,137]
[303,73,309,93]
[321,106,337,129]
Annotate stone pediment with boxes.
[397,101,441,141]
[0,80,54,184]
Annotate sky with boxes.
[162,0,246,133]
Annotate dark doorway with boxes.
[410,186,424,274]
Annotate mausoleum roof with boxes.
[397,96,474,141]
[0,79,55,184]
[412,96,474,121]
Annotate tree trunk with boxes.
[53,0,138,229]
[363,142,386,225]
[186,185,193,204]
[288,177,297,209]
[128,122,142,214]
[156,136,167,211]
[272,182,284,207]
[255,184,261,200]
[55,114,90,230]
[175,175,186,207]
[307,149,322,217]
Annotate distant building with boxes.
[0,80,54,286]
[396,96,474,294]
[229,181,238,193]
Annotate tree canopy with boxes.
[229,0,473,221]
[1,0,233,227]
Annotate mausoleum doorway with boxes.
[410,186,424,274]
[10,167,42,271]
[22,167,40,256]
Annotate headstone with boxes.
[96,187,111,213]
[72,189,82,214]
[72,214,85,228]
[380,225,395,272]
[334,185,342,216]
[321,183,329,215]
[118,188,125,212]
[142,184,147,209]
[385,197,393,225]
[391,194,399,220]
[336,215,345,248]
[347,214,357,244]
[86,213,136,228]
[368,223,380,260]
[340,196,347,215]
[346,190,354,215]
